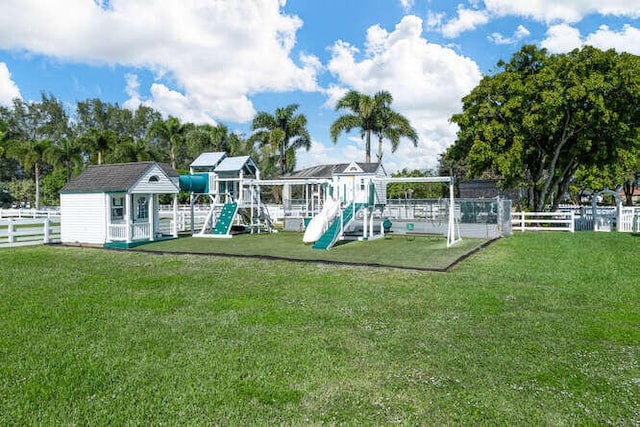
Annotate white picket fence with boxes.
[511,211,575,232]
[0,218,61,248]
[619,207,640,232]
[512,207,640,233]
[0,208,60,219]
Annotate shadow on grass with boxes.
[124,232,498,272]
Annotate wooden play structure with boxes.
[179,153,462,249]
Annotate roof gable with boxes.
[342,162,363,174]
[60,162,178,194]
[214,156,259,176]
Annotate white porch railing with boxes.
[107,222,151,241]
[511,211,575,232]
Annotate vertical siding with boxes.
[60,193,107,244]
[375,166,387,205]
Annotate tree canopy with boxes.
[0,96,315,207]
[250,104,311,177]
[330,90,418,163]
[444,45,640,210]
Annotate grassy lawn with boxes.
[0,232,638,424]
[137,232,490,270]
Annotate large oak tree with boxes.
[444,45,640,211]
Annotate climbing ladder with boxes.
[313,203,364,250]
[211,202,238,237]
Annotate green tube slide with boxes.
[179,173,209,193]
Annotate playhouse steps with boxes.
[212,202,238,236]
[313,203,364,250]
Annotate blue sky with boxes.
[1,0,640,172]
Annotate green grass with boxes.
[0,232,638,424]
[138,232,488,270]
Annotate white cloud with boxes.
[542,22,640,55]
[399,0,414,13]
[0,63,21,106]
[489,25,531,45]
[541,24,583,52]
[484,0,640,23]
[327,15,482,169]
[432,1,640,38]
[0,0,319,123]
[426,11,446,32]
[586,24,640,55]
[440,6,490,38]
[122,73,142,110]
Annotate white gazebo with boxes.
[60,162,180,247]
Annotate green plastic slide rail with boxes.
[212,202,238,235]
[312,203,364,250]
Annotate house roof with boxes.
[282,162,383,179]
[60,162,178,193]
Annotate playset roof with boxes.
[190,152,227,169]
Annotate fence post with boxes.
[521,211,525,232]
[569,211,575,233]
[44,218,50,243]
[8,219,14,244]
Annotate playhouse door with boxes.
[134,195,149,222]
[132,194,151,240]
[344,176,355,204]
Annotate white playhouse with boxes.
[59,162,180,247]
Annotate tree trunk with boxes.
[376,135,383,162]
[623,180,635,206]
[365,130,371,163]
[34,162,40,209]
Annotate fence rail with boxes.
[0,218,61,248]
[511,211,575,232]
[0,208,60,219]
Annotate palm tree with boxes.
[374,93,419,162]
[6,138,53,208]
[110,136,160,164]
[147,117,189,170]
[6,96,68,208]
[330,90,418,163]
[330,90,378,163]
[77,127,117,165]
[250,104,311,176]
[45,138,83,183]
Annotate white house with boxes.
[60,162,180,247]
[282,161,387,205]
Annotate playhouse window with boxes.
[148,175,159,182]
[111,196,124,220]
[136,197,149,220]
[360,179,365,191]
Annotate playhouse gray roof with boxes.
[283,162,382,179]
[60,162,178,193]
